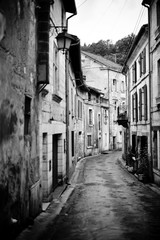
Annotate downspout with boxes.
[142,2,153,181]
[65,50,70,183]
[65,13,76,183]
[66,13,77,31]
[147,6,153,181]
[108,69,110,150]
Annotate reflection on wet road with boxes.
[50,151,160,240]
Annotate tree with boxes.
[81,33,135,66]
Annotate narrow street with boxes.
[43,151,160,240]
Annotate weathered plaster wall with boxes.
[0,0,41,231]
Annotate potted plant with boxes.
[136,146,149,183]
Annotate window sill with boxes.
[87,146,93,149]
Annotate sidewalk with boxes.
[15,158,86,240]
[117,156,160,196]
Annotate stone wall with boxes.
[0,0,41,233]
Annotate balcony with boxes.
[117,105,128,128]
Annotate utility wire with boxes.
[77,0,88,8]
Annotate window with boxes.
[71,89,74,117]
[121,81,125,93]
[78,100,82,119]
[104,109,108,124]
[74,95,77,118]
[157,0,160,27]
[24,96,31,135]
[139,53,143,77]
[158,59,160,96]
[144,85,148,120]
[139,88,142,121]
[132,92,138,122]
[143,48,146,74]
[132,61,137,84]
[153,131,158,169]
[113,79,117,92]
[89,109,93,125]
[53,43,59,92]
[88,92,91,101]
[42,133,48,160]
[139,48,146,77]
[98,114,101,130]
[139,85,147,121]
[71,131,74,157]
[87,135,92,147]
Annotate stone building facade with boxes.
[122,24,150,174]
[0,0,78,235]
[0,0,41,232]
[81,51,125,150]
[142,0,160,185]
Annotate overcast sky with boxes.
[68,0,148,45]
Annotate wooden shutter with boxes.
[143,48,146,74]
[135,92,138,122]
[135,61,137,83]
[132,94,134,122]
[139,89,142,121]
[144,85,148,120]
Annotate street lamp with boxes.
[56,30,74,52]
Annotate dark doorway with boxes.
[113,136,116,149]
[52,134,58,190]
[132,134,137,154]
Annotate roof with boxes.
[87,85,102,95]
[82,51,123,72]
[62,0,77,14]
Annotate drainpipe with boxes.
[65,50,70,183]
[65,13,77,183]
[108,69,110,150]
[142,2,153,181]
[147,6,153,181]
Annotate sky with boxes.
[68,0,148,45]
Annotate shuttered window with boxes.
[157,1,160,27]
[143,48,146,74]
[158,60,160,96]
[132,94,134,122]
[139,88,142,121]
[78,100,82,119]
[135,92,138,122]
[132,61,137,84]
[132,92,138,122]
[89,109,93,125]
[144,84,148,120]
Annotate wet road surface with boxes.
[46,151,160,240]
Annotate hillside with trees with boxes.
[81,33,135,66]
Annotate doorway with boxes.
[113,136,116,149]
[52,134,58,190]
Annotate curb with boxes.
[15,157,86,240]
